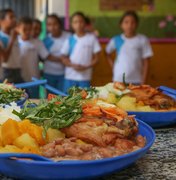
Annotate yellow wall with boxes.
[92,43,176,88]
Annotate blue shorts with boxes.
[43,73,64,91]
[64,79,90,93]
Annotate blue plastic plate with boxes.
[128,111,176,128]
[16,93,28,106]
[0,119,155,180]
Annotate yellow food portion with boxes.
[13,133,39,149]
[106,93,118,104]
[116,96,155,112]
[47,128,65,143]
[0,119,65,154]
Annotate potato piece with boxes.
[13,133,39,149]
[0,145,21,153]
[47,128,65,143]
[116,96,137,111]
[137,105,154,112]
[18,119,46,145]
[1,119,20,145]
[107,93,117,104]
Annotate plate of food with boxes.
[0,83,27,106]
[0,89,155,180]
[94,82,176,127]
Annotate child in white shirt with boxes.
[43,14,70,91]
[106,11,153,84]
[18,17,61,98]
[0,9,23,83]
[61,12,101,92]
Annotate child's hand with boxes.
[11,29,18,42]
[73,64,89,71]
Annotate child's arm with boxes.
[106,53,114,69]
[141,36,153,84]
[61,55,80,69]
[2,30,17,62]
[75,52,100,71]
[47,54,63,63]
[142,58,150,84]
[37,41,63,63]
[105,38,116,69]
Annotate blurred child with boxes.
[61,12,101,92]
[31,19,46,78]
[31,19,42,39]
[0,9,23,83]
[43,14,70,91]
[106,11,153,84]
[85,16,99,37]
[18,17,61,98]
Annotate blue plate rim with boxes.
[16,92,28,103]
[128,110,176,114]
[1,119,155,165]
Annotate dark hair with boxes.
[85,16,91,25]
[0,8,14,20]
[47,14,62,28]
[71,11,87,23]
[18,16,33,25]
[33,18,41,27]
[119,11,139,25]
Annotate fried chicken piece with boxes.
[128,84,176,110]
[62,116,138,147]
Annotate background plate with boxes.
[128,111,176,128]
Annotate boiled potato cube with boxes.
[107,93,117,104]
[116,96,137,111]
[13,133,39,149]
[1,119,20,145]
[47,128,65,143]
[137,105,154,112]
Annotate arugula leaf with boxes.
[13,93,83,133]
[0,88,24,104]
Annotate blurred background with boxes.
[1,0,176,88]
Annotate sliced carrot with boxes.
[82,106,102,116]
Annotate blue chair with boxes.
[15,77,67,97]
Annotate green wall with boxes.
[69,0,176,38]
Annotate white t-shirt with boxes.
[43,31,70,75]
[61,33,101,81]
[18,37,49,82]
[106,34,153,84]
[0,31,21,69]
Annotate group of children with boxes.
[0,9,153,98]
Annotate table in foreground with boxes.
[0,127,176,180]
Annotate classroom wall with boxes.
[92,43,176,89]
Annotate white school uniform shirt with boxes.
[61,33,101,81]
[18,37,49,82]
[0,31,21,69]
[106,34,153,84]
[43,31,70,75]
